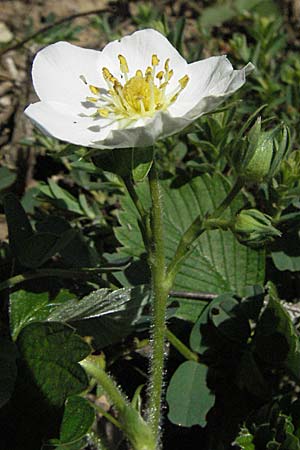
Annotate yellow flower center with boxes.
[82,54,189,123]
[122,75,161,114]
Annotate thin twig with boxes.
[0,7,110,57]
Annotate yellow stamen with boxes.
[168,69,174,80]
[86,96,98,103]
[98,108,109,117]
[159,81,168,90]
[83,53,189,121]
[152,54,160,66]
[89,85,100,95]
[102,67,114,81]
[118,54,129,73]
[170,93,179,103]
[179,75,189,89]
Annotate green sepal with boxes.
[92,147,154,180]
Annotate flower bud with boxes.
[280,149,300,186]
[240,118,273,183]
[232,209,281,247]
[231,118,290,184]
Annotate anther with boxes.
[89,85,100,95]
[86,96,98,103]
[170,93,179,103]
[152,54,160,66]
[80,75,87,84]
[102,67,114,81]
[118,54,129,73]
[178,75,189,89]
[159,81,168,90]
[168,69,174,80]
[98,108,109,117]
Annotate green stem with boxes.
[210,177,244,219]
[81,359,129,414]
[146,162,170,440]
[166,177,244,285]
[81,358,156,450]
[91,402,123,430]
[166,215,204,285]
[123,176,148,219]
[166,328,199,362]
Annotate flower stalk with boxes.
[81,357,156,450]
[166,328,199,362]
[146,162,171,440]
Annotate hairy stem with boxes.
[146,162,170,441]
[81,358,155,450]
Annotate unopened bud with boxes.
[232,209,281,247]
[242,119,274,182]
[231,118,290,184]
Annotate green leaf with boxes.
[234,427,255,450]
[10,289,74,340]
[190,289,264,355]
[17,229,77,268]
[3,193,80,268]
[115,175,265,297]
[237,351,269,398]
[3,192,34,255]
[48,396,95,449]
[0,167,17,191]
[39,180,84,215]
[271,229,300,272]
[0,337,18,408]
[132,147,154,182]
[254,296,300,379]
[37,216,97,267]
[282,432,300,450]
[199,4,235,29]
[169,296,207,323]
[17,322,90,407]
[93,147,154,180]
[166,361,215,427]
[190,294,232,353]
[48,286,149,321]
[48,286,150,348]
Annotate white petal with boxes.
[101,29,187,79]
[91,111,190,148]
[169,56,254,119]
[91,113,164,148]
[32,42,110,107]
[24,101,115,148]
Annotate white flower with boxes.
[25,29,254,149]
